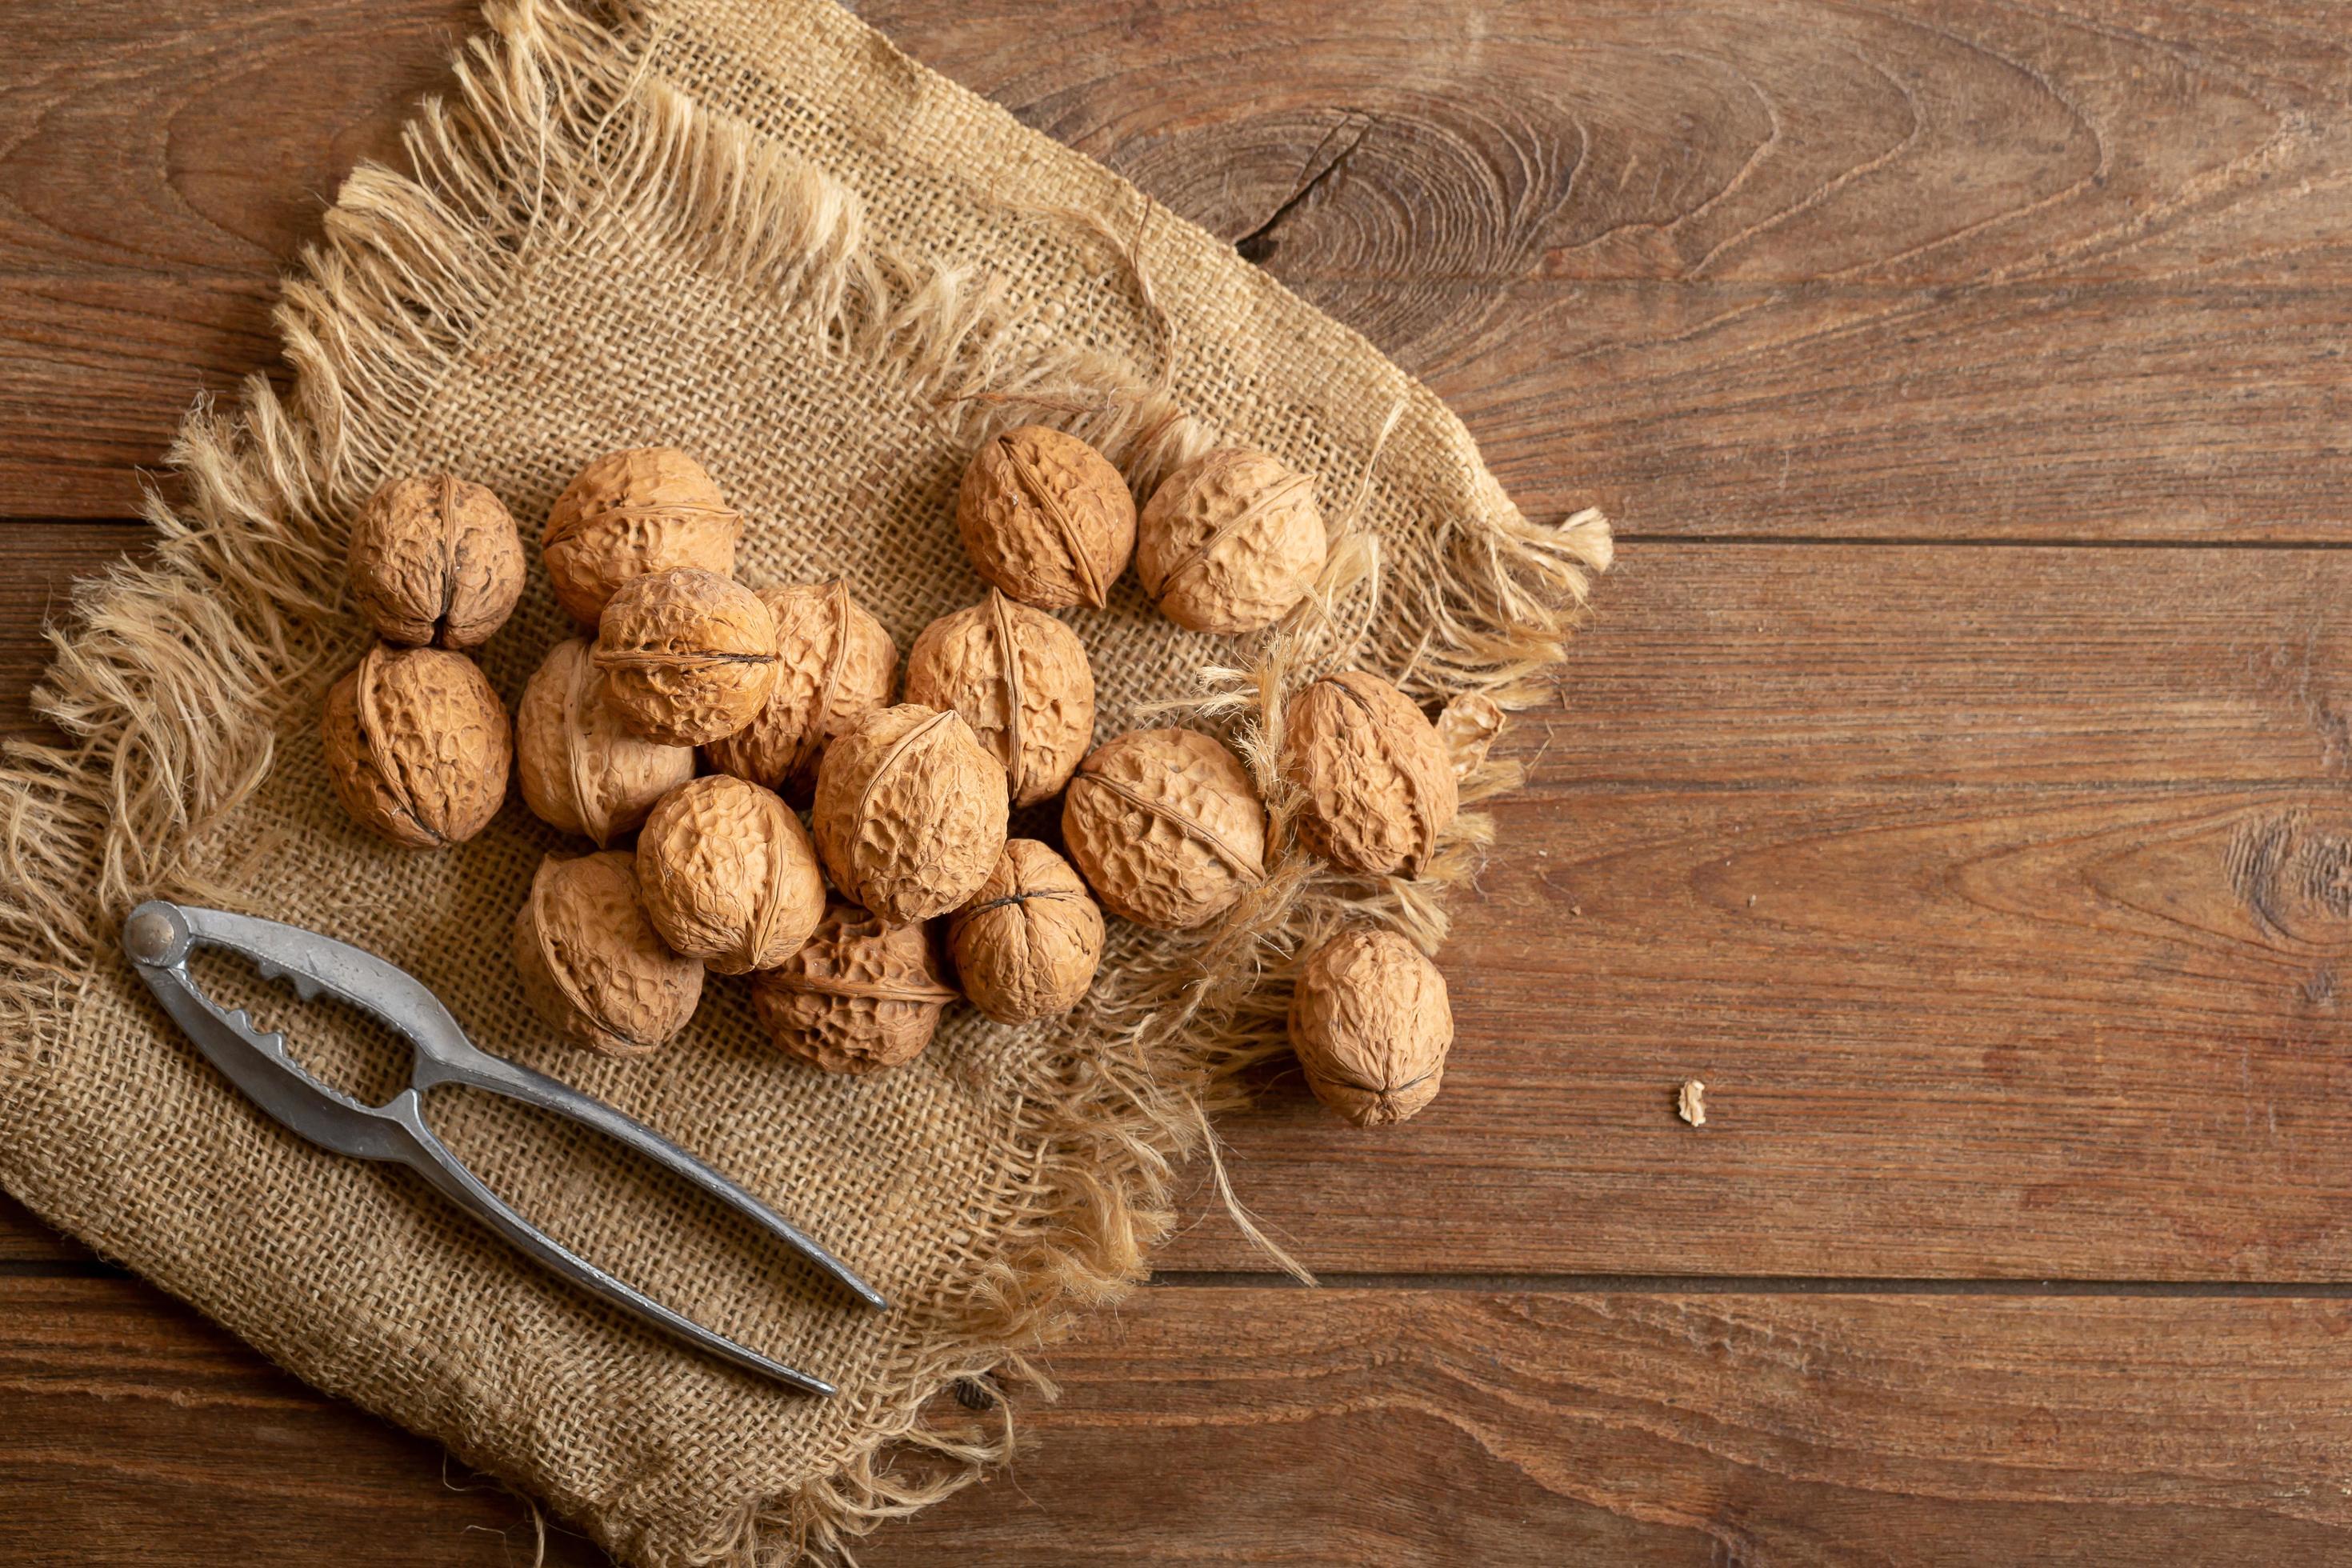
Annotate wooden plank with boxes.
[4,529,2350,1274]
[0,0,472,516]
[0,1276,606,1566]
[11,1274,2352,1564]
[6,1,2351,540]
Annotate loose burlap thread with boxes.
[0,1,1610,1562]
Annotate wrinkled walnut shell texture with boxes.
[950,839,1105,1025]
[542,446,741,624]
[515,638,695,846]
[1062,728,1266,931]
[1288,928,1453,1127]
[905,592,1094,809]
[1136,447,1324,636]
[750,900,958,1074]
[322,643,512,850]
[954,426,1135,610]
[513,851,704,1058]
[1281,670,1459,877]
[592,569,779,746]
[703,581,897,802]
[812,705,1009,925]
[348,474,526,650]
[635,775,826,975]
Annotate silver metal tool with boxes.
[122,898,883,1396]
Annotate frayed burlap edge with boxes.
[0,1,1610,1562]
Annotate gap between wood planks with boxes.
[21,1253,2352,1298]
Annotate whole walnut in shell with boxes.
[949,839,1105,1025]
[1280,670,1459,877]
[322,642,511,849]
[1062,728,1266,931]
[1288,927,1453,1127]
[955,426,1135,610]
[347,474,526,650]
[542,446,742,624]
[513,851,705,1058]
[750,900,958,1074]
[811,705,1009,925]
[592,568,779,746]
[515,638,695,846]
[703,580,896,803]
[635,775,825,974]
[1137,448,1324,635]
[905,590,1094,808]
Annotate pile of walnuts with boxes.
[324,430,1466,1124]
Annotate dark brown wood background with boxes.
[7,1,2351,1561]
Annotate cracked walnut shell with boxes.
[635,774,826,974]
[750,900,958,1074]
[1062,728,1266,931]
[703,580,896,803]
[592,568,779,746]
[1288,928,1453,1127]
[812,704,1009,925]
[322,642,511,849]
[955,425,1135,610]
[542,446,742,623]
[1137,448,1324,635]
[347,473,526,650]
[1280,670,1458,877]
[513,850,705,1058]
[905,590,1094,809]
[515,637,695,847]
[950,839,1105,1025]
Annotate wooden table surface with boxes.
[7,2,2351,1562]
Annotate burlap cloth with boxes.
[0,2,1609,1561]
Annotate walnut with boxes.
[954,425,1135,610]
[948,839,1105,1025]
[591,568,779,746]
[513,850,704,1058]
[541,446,742,624]
[703,580,896,803]
[1061,728,1265,930]
[811,704,1008,925]
[904,590,1094,808]
[514,637,695,847]
[1288,928,1453,1127]
[346,474,526,650]
[749,899,958,1074]
[635,775,826,975]
[1136,448,1323,635]
[1280,670,1458,877]
[321,642,511,849]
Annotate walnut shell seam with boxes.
[1149,470,1314,609]
[1070,766,1266,884]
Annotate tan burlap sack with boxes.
[0,0,1608,1561]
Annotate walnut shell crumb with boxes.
[1678,1079,1707,1127]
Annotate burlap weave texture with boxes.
[0,2,1609,1561]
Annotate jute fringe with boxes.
[0,0,1609,1561]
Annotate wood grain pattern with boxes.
[14,1273,2352,1566]
[0,0,470,516]
[6,0,2350,538]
